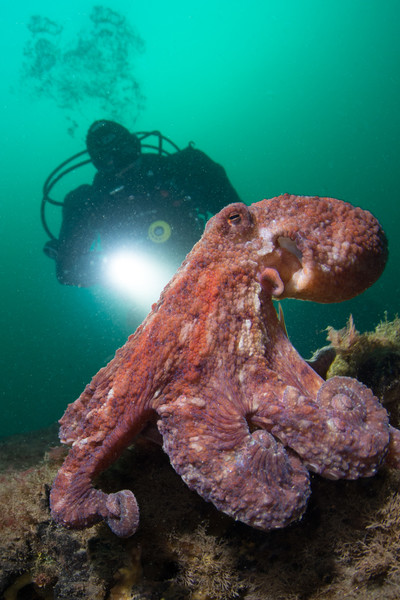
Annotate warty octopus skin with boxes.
[50,194,400,538]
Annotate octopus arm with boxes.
[58,341,142,443]
[253,376,391,479]
[157,394,311,530]
[49,403,153,537]
[50,351,157,537]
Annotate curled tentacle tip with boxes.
[316,376,390,475]
[105,490,140,538]
[259,267,285,297]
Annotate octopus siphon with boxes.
[50,194,400,537]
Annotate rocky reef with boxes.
[326,315,400,427]
[1,316,400,600]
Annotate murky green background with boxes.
[1,0,399,439]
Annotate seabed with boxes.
[1,317,400,600]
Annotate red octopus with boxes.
[50,194,400,537]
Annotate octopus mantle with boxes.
[50,194,400,537]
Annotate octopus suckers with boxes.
[188,397,206,408]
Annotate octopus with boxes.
[50,194,400,538]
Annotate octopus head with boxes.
[207,195,387,303]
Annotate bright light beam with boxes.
[103,249,176,310]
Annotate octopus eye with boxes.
[228,211,242,225]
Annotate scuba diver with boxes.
[42,120,241,288]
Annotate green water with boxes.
[1,0,399,439]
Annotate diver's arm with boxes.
[54,185,102,287]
